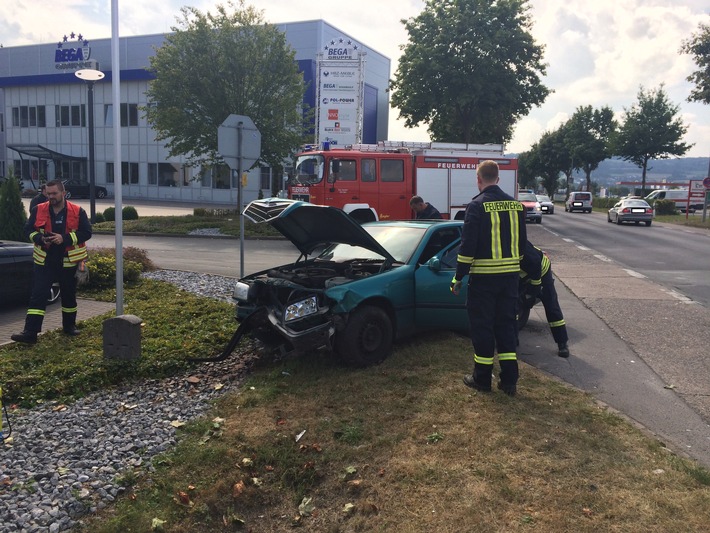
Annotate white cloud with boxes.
[2,0,709,156]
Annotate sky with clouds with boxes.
[3,0,709,157]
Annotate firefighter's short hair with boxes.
[477,160,499,183]
[409,195,424,207]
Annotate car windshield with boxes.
[317,226,427,264]
[518,192,537,202]
[293,154,325,185]
[536,195,551,202]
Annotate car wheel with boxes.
[97,189,106,199]
[645,221,652,227]
[65,191,72,199]
[336,305,393,367]
[47,283,61,305]
[607,214,612,223]
[535,217,542,224]
[517,303,530,331]
[616,217,623,225]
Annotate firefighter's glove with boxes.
[450,277,463,296]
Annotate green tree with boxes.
[680,22,710,104]
[0,168,28,241]
[613,86,692,195]
[564,105,616,193]
[532,130,568,198]
[390,0,550,144]
[144,0,308,171]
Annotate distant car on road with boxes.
[565,191,593,213]
[0,240,60,306]
[62,179,108,200]
[518,191,542,224]
[536,194,555,214]
[607,198,654,226]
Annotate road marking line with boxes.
[562,238,574,243]
[623,269,646,279]
[594,254,612,262]
[577,245,591,251]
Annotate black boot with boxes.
[558,342,570,358]
[63,326,81,336]
[463,374,492,392]
[11,331,38,344]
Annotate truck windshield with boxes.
[293,154,325,185]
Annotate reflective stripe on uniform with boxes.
[549,319,566,328]
[498,352,517,361]
[27,309,46,317]
[61,306,78,314]
[474,354,494,366]
[469,256,521,275]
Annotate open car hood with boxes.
[242,198,396,261]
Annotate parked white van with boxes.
[644,189,699,213]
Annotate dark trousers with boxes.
[540,271,568,345]
[24,262,78,333]
[466,273,519,387]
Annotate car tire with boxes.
[97,189,106,199]
[65,191,72,199]
[607,214,612,223]
[517,303,530,331]
[47,283,61,305]
[616,217,623,225]
[336,305,393,367]
[535,218,542,224]
[645,221,652,227]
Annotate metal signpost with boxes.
[218,114,261,278]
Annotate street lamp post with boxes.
[75,68,105,222]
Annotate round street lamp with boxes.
[75,68,105,222]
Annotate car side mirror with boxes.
[428,257,441,272]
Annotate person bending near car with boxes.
[410,196,442,219]
[11,179,92,345]
[450,160,526,396]
[519,240,570,358]
[29,183,48,212]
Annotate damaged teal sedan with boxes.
[230,198,469,366]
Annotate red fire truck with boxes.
[288,141,518,222]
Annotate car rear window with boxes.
[573,193,591,200]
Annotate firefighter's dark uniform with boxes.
[454,184,526,393]
[18,201,91,338]
[520,240,569,355]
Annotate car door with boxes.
[413,228,469,333]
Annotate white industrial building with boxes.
[0,20,390,204]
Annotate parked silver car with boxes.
[536,194,555,214]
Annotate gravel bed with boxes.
[187,228,225,236]
[0,271,249,532]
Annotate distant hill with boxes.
[586,157,709,186]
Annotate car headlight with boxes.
[233,281,251,301]
[284,296,318,322]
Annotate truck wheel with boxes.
[336,305,393,367]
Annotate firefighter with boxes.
[11,179,92,344]
[520,240,570,358]
[450,160,526,396]
[29,183,48,212]
[409,196,442,219]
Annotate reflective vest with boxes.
[31,201,88,266]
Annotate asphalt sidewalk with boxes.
[521,225,710,467]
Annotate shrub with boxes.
[194,207,207,217]
[93,212,105,223]
[90,246,156,272]
[85,254,142,288]
[653,199,677,216]
[103,206,116,222]
[0,171,28,241]
[592,197,620,209]
[123,205,139,220]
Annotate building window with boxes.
[149,162,180,186]
[260,167,271,190]
[10,106,46,128]
[104,104,138,126]
[0,112,4,132]
[106,162,139,184]
[55,105,85,127]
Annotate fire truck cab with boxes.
[289,141,518,222]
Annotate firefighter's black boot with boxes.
[63,311,80,336]
[497,380,517,396]
[558,342,570,358]
[463,374,492,392]
[11,331,38,344]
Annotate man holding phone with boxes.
[11,179,92,344]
